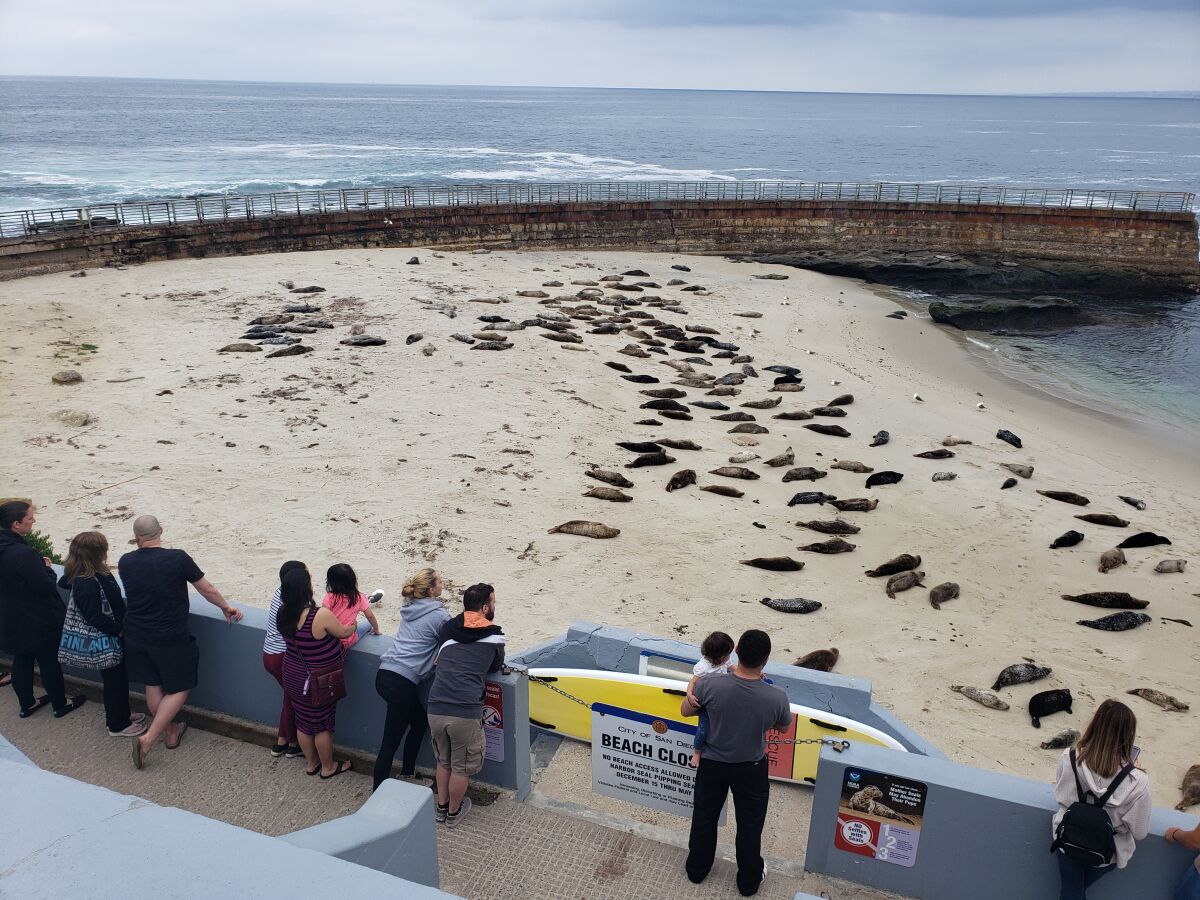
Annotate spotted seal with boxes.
[996,429,1023,449]
[830,460,873,473]
[586,469,634,488]
[830,497,877,512]
[847,786,914,824]
[763,447,795,467]
[869,431,890,447]
[1040,729,1080,750]
[991,663,1051,692]
[1076,611,1152,631]
[1126,688,1188,712]
[547,521,620,538]
[797,519,860,536]
[929,582,960,610]
[787,491,836,506]
[915,449,955,459]
[741,396,783,410]
[885,570,925,598]
[710,466,759,480]
[798,538,856,554]
[782,467,827,483]
[1061,592,1147,610]
[760,596,821,613]
[1029,689,1073,728]
[951,685,1009,711]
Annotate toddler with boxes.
[322,563,382,648]
[688,631,735,768]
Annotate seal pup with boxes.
[582,487,633,502]
[1038,490,1090,506]
[1177,765,1200,811]
[942,435,972,446]
[806,423,851,437]
[1076,612,1152,631]
[701,485,744,498]
[951,685,1009,711]
[1098,548,1127,574]
[865,471,904,488]
[992,663,1051,692]
[760,596,821,613]
[714,412,756,422]
[915,449,955,459]
[1001,463,1034,479]
[1040,730,1080,750]
[626,451,676,468]
[996,429,1023,448]
[764,447,795,467]
[665,469,697,492]
[797,519,860,536]
[1117,531,1171,548]
[929,582,960,610]
[1155,559,1187,573]
[793,648,839,672]
[1126,688,1188,712]
[869,430,890,447]
[741,396,783,409]
[865,554,921,577]
[1029,689,1073,728]
[547,521,620,538]
[831,460,873,473]
[587,469,634,488]
[657,439,702,451]
[847,786,914,824]
[1061,592,1148,610]
[1001,478,1018,490]
[617,441,662,454]
[886,570,925,598]
[1119,495,1147,511]
[798,538,856,554]
[710,466,760,480]
[741,557,804,572]
[1075,513,1129,527]
[773,410,814,420]
[782,467,827,483]
[787,491,836,506]
[1050,531,1085,549]
[830,497,877,512]
[932,472,958,482]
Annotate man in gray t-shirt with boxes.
[680,629,791,897]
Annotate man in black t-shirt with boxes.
[118,514,241,769]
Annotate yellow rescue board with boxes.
[528,667,906,784]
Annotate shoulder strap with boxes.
[1096,764,1135,807]
[1068,748,1088,803]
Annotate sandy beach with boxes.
[0,247,1194,809]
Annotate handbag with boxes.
[295,609,347,707]
[58,577,124,670]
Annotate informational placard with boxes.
[482,682,504,763]
[833,767,927,867]
[590,703,725,823]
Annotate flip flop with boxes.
[132,736,146,770]
[319,760,353,780]
[306,764,320,776]
[165,722,189,750]
[18,695,50,718]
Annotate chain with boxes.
[508,666,598,711]
[767,737,850,753]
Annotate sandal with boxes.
[132,736,146,770]
[319,760,353,780]
[19,695,50,718]
[165,722,189,750]
[53,695,87,718]
[306,764,321,776]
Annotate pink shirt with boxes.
[322,591,368,648]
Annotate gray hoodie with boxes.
[378,597,451,685]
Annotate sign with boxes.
[833,767,926,867]
[482,682,504,763]
[765,713,798,780]
[590,703,725,823]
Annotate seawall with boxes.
[2,198,1197,291]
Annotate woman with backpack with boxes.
[1051,699,1152,899]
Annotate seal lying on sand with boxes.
[865,554,921,577]
[742,557,804,572]
[1118,495,1147,510]
[1061,592,1148,610]
[1038,490,1090,506]
[1076,612,1152,631]
[830,460,873,473]
[666,469,697,492]
[587,469,634,488]
[1099,548,1127,573]
[657,439,702,451]
[773,410,814,420]
[710,466,759,480]
[1178,765,1200,811]
[714,412,756,422]
[996,429,1023,449]
[848,786,914,824]
[886,570,925,598]
[617,441,662,454]
[788,492,836,506]
[929,582,960,610]
[865,471,904,488]
[700,485,744,498]
[764,447,794,467]
[830,498,878,512]
[1155,559,1187,573]
[806,423,851,437]
[582,487,632,502]
[798,538,856,554]
[992,663,1051,692]
[1118,531,1172,548]
[1050,531,1085,549]
[1029,689,1073,728]
[869,431,890,447]
[1001,463,1034,479]
[1040,729,1080,750]
[760,596,821,613]
[782,467,826,482]
[1075,514,1129,527]
[1126,688,1188,712]
[915,449,954,459]
[951,685,1009,711]
[793,648,839,671]
[626,452,676,468]
[547,521,621,538]
[797,519,860,535]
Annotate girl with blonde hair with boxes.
[371,568,450,789]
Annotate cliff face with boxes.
[2,199,1197,291]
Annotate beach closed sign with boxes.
[834,767,927,867]
[591,703,725,822]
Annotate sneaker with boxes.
[130,712,148,726]
[446,796,472,828]
[368,589,384,606]
[109,720,149,738]
[434,802,450,824]
[285,744,304,759]
[270,741,289,758]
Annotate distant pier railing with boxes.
[0,180,1194,239]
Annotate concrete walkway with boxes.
[0,696,902,899]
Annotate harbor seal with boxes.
[641,387,687,399]
[810,407,848,418]
[929,582,960,610]
[827,394,854,406]
[847,786,914,824]
[782,467,827,483]
[1075,514,1130,527]
[1126,688,1188,712]
[656,439,702,451]
[931,472,958,482]
[992,663,1051,692]
[729,423,769,434]
[714,412,756,422]
[798,538,856,554]
[582,487,633,502]
[622,374,659,383]
[691,400,729,411]
[865,471,904,488]
[1001,463,1034,479]
[1178,765,1200,811]
[605,361,633,373]
[1098,548,1127,574]
[950,685,1009,711]
[773,410,814,420]
[942,435,972,446]
[700,485,744,498]
[996,429,1023,449]
[1117,531,1172,548]
[1040,729,1080,750]
[1029,689,1073,728]
[763,365,801,376]
[914,449,955,459]
[741,396,783,409]
[885,570,925,598]
[617,441,663,454]
[728,451,760,464]
[547,521,621,539]
[787,491,837,506]
[640,398,688,412]
[1038,490,1090,506]
[1119,495,1147,511]
[741,557,804,572]
[635,419,662,427]
[586,469,634,488]
[1001,477,1018,490]
[1061,592,1148,610]
[760,596,821,613]
[793,648,839,672]
[1050,530,1085,549]
[626,451,676,468]
[865,554,921,577]
[797,519,860,536]
[805,423,851,437]
[666,469,697,492]
[659,410,693,421]
[830,498,878,512]
[869,431,890,447]
[710,466,760,480]
[764,447,795,467]
[831,460,873,473]
[1155,559,1187,573]
[1076,611,1152,631]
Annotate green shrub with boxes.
[26,529,63,565]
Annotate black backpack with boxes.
[1051,748,1134,867]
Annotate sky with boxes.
[0,0,1197,93]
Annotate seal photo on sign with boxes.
[847,786,914,824]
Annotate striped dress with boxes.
[282,607,345,735]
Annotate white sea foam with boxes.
[966,336,995,351]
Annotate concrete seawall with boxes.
[2,198,1197,290]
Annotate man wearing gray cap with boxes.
[119,515,241,769]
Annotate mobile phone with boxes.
[1131,745,1142,763]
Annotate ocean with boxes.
[1,77,1198,432]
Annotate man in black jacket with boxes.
[0,500,86,718]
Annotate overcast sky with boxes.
[1,0,1197,93]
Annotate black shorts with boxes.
[124,637,199,695]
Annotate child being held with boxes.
[322,563,382,649]
[688,631,736,768]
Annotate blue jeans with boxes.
[693,709,709,750]
[1178,863,1200,900]
[1057,852,1114,900]
[356,619,373,639]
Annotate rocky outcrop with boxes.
[927,296,1091,332]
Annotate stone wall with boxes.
[1,199,1196,290]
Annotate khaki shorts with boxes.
[427,713,485,776]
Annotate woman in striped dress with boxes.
[277,567,356,778]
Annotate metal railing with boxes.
[0,180,1193,239]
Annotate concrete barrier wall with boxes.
[508,621,940,757]
[804,742,1197,900]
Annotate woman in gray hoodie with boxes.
[372,568,451,789]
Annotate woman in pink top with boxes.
[322,564,380,648]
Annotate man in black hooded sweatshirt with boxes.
[426,582,504,828]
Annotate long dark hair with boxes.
[278,559,306,584]
[1076,699,1137,778]
[325,563,359,608]
[276,567,315,640]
